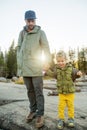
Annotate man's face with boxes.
[25,19,36,30]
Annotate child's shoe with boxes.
[57,119,65,129]
[68,118,75,127]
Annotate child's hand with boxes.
[77,71,82,76]
[43,63,50,71]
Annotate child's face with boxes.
[57,57,67,68]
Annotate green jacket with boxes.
[47,64,80,94]
[17,25,51,76]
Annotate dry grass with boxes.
[15,77,24,84]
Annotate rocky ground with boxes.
[0,76,87,130]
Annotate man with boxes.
[17,10,51,128]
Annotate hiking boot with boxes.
[26,112,36,123]
[68,118,75,127]
[57,119,65,129]
[36,116,44,128]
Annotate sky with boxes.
[0,0,87,53]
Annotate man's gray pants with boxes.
[23,76,44,116]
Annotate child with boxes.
[45,50,82,129]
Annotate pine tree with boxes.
[6,40,17,78]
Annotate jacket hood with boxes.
[23,25,41,33]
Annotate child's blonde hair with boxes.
[56,50,67,60]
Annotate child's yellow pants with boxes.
[58,93,75,119]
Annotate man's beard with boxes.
[28,25,35,30]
